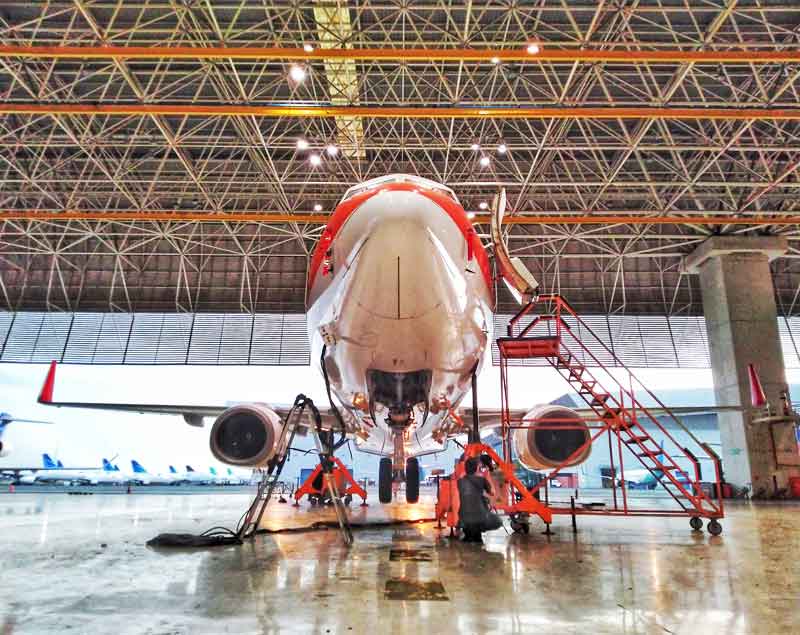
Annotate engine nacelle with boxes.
[0,439,10,458]
[209,404,284,467]
[512,404,591,470]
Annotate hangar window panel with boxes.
[0,312,13,356]
[217,315,254,365]
[154,314,193,364]
[608,316,648,367]
[186,314,224,365]
[280,314,312,365]
[1,313,46,362]
[251,314,284,363]
[2,310,800,370]
[634,316,679,367]
[125,314,170,364]
[62,313,104,363]
[671,316,711,368]
[29,313,72,363]
[778,317,800,368]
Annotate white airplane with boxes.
[175,464,218,485]
[0,411,53,458]
[19,454,125,485]
[129,459,182,485]
[36,175,715,505]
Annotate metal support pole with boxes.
[470,370,480,445]
[570,496,578,533]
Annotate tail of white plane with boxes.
[131,460,148,475]
[42,453,58,469]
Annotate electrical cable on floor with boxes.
[255,517,438,535]
[148,397,310,549]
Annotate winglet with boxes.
[748,363,767,408]
[38,361,57,404]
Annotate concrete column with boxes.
[684,236,799,493]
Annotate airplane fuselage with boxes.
[306,175,493,463]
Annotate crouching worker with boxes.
[458,456,502,543]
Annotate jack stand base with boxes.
[360,502,369,507]
[542,523,553,536]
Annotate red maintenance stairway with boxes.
[497,294,725,534]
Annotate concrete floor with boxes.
[0,490,798,634]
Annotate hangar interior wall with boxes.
[3,310,800,369]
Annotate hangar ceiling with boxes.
[1,1,800,316]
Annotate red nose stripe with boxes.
[307,182,493,298]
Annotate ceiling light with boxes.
[325,143,339,157]
[303,44,314,53]
[296,138,309,150]
[479,155,491,167]
[526,43,540,55]
[497,143,508,154]
[289,64,307,82]
[313,203,323,212]
[470,142,480,151]
[479,201,488,210]
[309,153,322,166]
[467,212,476,220]
[491,56,500,65]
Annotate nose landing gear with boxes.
[377,455,421,504]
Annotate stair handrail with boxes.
[515,295,718,464]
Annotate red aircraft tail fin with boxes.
[38,361,57,404]
[748,363,767,408]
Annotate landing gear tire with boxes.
[690,516,703,531]
[707,519,723,536]
[309,496,318,506]
[344,494,353,506]
[379,457,392,504]
[405,457,420,504]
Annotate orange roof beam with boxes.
[2,210,800,227]
[0,45,799,64]
[2,103,799,121]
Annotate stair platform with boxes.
[496,336,560,359]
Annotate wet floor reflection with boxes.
[0,493,798,633]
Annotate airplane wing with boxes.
[36,361,343,431]
[464,404,743,427]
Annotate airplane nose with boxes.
[344,217,465,320]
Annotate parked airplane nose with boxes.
[343,215,467,320]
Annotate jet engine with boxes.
[0,440,10,457]
[209,404,284,467]
[512,404,591,470]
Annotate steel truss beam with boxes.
[2,45,800,64]
[2,104,799,121]
[1,1,800,317]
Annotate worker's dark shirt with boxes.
[458,474,491,527]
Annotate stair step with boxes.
[623,436,649,444]
[635,451,659,458]
[591,394,610,406]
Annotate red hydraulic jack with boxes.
[436,373,553,536]
[293,456,368,507]
[436,441,553,536]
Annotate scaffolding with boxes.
[497,294,724,534]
